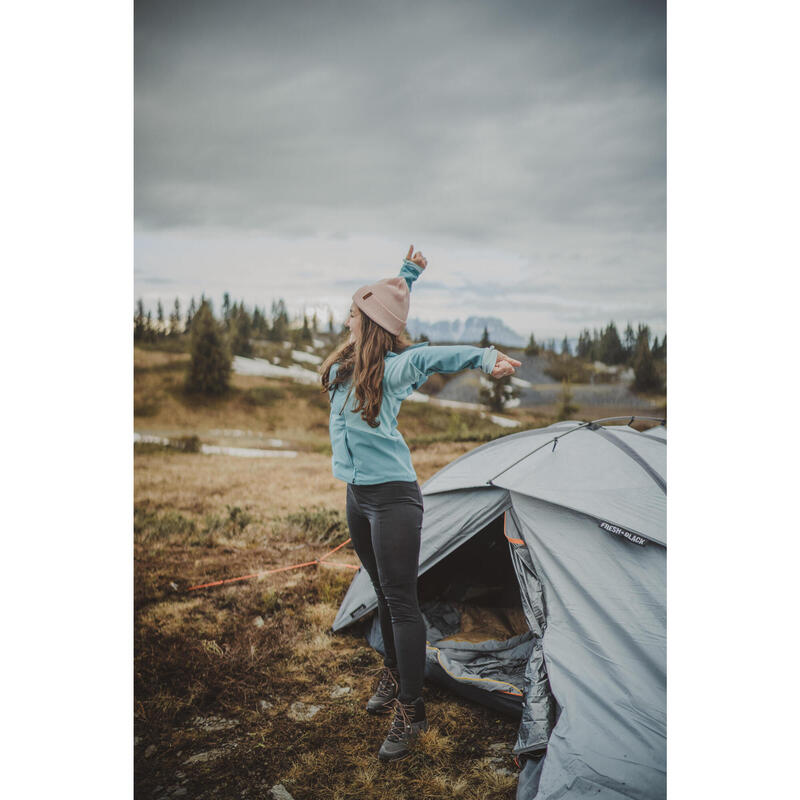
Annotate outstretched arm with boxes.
[385,343,521,396]
[385,344,499,397]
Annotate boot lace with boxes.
[371,665,399,697]
[386,697,417,742]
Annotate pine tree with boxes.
[478,371,520,413]
[157,300,165,333]
[479,326,491,347]
[311,311,318,335]
[145,310,155,343]
[599,322,625,365]
[524,333,539,357]
[328,310,335,334]
[561,335,571,357]
[632,337,663,393]
[230,306,253,357]
[635,323,652,353]
[576,329,592,359]
[134,299,146,341]
[185,297,197,333]
[270,299,289,341]
[185,300,231,395]
[623,323,636,361]
[300,313,313,344]
[222,293,231,328]
[169,298,182,336]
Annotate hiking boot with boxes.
[378,696,428,762]
[366,665,400,714]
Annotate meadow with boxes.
[134,344,664,799]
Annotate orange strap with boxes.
[503,511,525,546]
[186,538,358,591]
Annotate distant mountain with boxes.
[405,316,527,348]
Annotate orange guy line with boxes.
[186,539,357,591]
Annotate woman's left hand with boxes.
[491,351,522,379]
[406,244,428,271]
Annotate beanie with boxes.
[352,276,410,336]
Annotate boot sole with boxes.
[378,750,411,763]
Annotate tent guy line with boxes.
[185,538,359,591]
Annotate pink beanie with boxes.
[352,276,410,336]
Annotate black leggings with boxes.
[346,480,426,703]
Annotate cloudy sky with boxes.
[135,0,665,341]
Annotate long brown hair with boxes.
[320,307,413,428]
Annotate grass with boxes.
[134,343,665,798]
[135,444,523,799]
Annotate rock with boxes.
[169,582,179,592]
[287,701,321,721]
[174,772,186,779]
[253,616,265,628]
[270,784,295,800]
[144,744,156,758]
[190,715,239,732]
[330,685,351,698]
[183,748,227,765]
[173,789,188,797]
[133,736,140,746]
[259,699,274,712]
[488,742,510,752]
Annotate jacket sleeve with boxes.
[385,344,498,396]
[398,259,424,292]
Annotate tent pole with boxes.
[486,415,665,485]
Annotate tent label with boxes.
[598,520,647,546]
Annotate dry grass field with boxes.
[134,345,665,799]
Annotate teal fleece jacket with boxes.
[327,259,499,485]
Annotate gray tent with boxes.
[332,418,666,800]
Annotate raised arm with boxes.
[398,259,424,292]
[398,244,427,291]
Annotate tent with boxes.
[331,417,666,800]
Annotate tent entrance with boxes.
[415,513,535,717]
[418,513,529,644]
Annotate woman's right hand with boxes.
[491,351,521,379]
[406,244,428,271]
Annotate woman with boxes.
[320,245,521,762]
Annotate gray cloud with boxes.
[135,0,665,338]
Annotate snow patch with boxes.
[291,349,323,365]
[233,355,319,384]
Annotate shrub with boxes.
[556,379,579,420]
[243,385,286,406]
[543,353,594,383]
[134,399,161,417]
[280,506,348,545]
[134,507,197,544]
[172,435,201,453]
